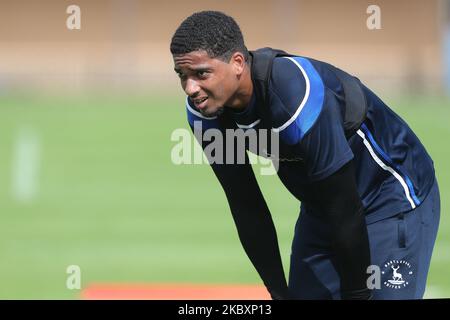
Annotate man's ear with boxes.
[230,52,246,76]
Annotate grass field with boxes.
[0,92,448,299]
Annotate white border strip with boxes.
[185,97,218,120]
[272,57,311,132]
[236,119,261,129]
[357,129,416,209]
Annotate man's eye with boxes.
[177,73,186,80]
[197,71,208,78]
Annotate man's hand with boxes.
[341,288,373,300]
[268,287,292,300]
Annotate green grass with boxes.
[0,92,448,299]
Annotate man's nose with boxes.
[184,78,200,97]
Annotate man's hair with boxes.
[170,11,249,62]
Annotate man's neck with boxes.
[226,63,253,111]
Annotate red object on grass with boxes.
[81,283,271,300]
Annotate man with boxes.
[170,11,440,300]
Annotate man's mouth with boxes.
[193,97,208,109]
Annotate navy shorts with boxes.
[288,178,441,299]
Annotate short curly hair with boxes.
[170,11,249,62]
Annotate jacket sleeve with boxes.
[308,160,372,299]
[186,98,290,299]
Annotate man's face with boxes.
[173,50,240,117]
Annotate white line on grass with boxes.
[11,127,41,203]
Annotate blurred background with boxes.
[0,0,449,299]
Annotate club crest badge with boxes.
[382,260,413,289]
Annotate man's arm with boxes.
[269,56,371,299]
[308,160,371,299]
[186,103,289,299]
[209,156,290,299]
